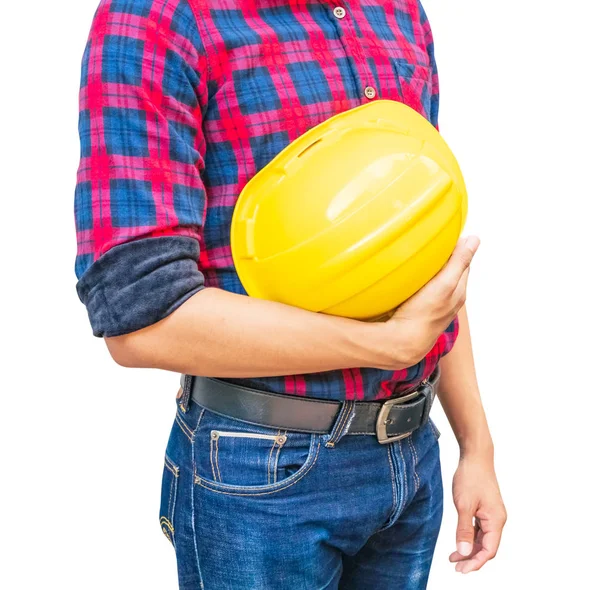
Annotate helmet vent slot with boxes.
[297,138,322,159]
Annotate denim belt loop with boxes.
[179,374,194,413]
[324,400,356,448]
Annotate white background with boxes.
[1,0,598,588]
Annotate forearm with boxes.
[106,287,401,377]
[438,305,493,458]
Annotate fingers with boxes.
[452,266,470,310]
[440,235,480,290]
[454,530,502,574]
[455,505,476,559]
[450,512,506,574]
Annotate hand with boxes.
[381,236,480,368]
[450,453,507,574]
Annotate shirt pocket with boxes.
[392,61,434,120]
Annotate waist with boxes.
[215,359,448,402]
[180,365,441,444]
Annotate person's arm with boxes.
[107,287,400,375]
[437,305,507,574]
[106,238,479,376]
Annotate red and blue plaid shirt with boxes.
[75,0,459,401]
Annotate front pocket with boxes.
[159,454,179,547]
[194,410,319,495]
[210,430,288,485]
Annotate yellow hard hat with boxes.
[231,99,468,320]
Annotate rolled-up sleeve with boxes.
[74,0,208,337]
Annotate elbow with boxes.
[105,332,151,369]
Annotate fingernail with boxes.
[464,236,480,252]
[457,542,472,556]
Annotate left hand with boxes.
[450,453,507,573]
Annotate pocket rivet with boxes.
[211,431,219,440]
[277,435,287,445]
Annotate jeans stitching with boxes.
[267,430,280,485]
[195,439,321,497]
[273,429,288,484]
[164,455,180,478]
[175,413,193,442]
[209,437,218,481]
[377,444,400,533]
[190,408,206,590]
[347,431,376,435]
[175,415,193,441]
[160,516,175,546]
[334,403,353,441]
[168,473,177,526]
[398,441,408,514]
[273,443,283,484]
[408,435,420,492]
[160,454,179,546]
[328,403,350,444]
[215,436,223,482]
[160,516,174,534]
[387,444,398,514]
[327,401,354,447]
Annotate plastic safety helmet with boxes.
[231,99,468,320]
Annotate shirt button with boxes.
[333,7,346,19]
[364,86,377,99]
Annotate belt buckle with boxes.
[376,382,427,445]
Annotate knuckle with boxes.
[493,508,508,525]
[455,498,471,512]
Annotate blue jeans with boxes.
[159,396,443,589]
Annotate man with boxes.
[75,0,506,588]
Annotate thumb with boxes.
[456,507,476,557]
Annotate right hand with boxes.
[382,235,480,369]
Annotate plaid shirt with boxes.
[75,0,459,401]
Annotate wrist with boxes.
[458,432,494,461]
[368,320,420,370]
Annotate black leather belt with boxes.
[182,365,440,445]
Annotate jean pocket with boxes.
[159,454,179,546]
[194,410,320,496]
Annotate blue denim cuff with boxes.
[76,236,205,337]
